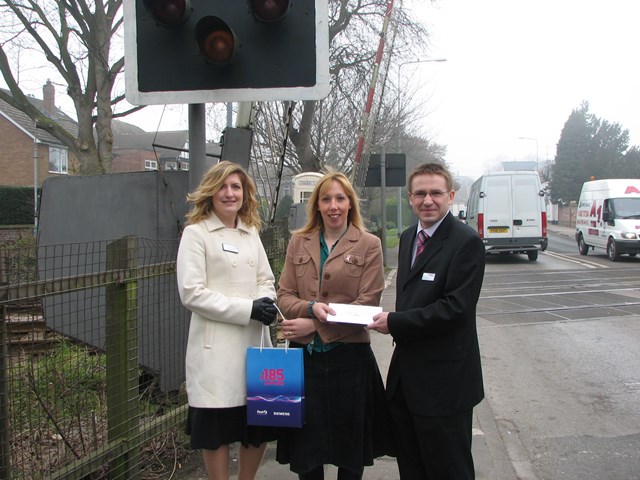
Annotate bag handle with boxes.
[258,303,291,352]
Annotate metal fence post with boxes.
[0,299,10,479]
[106,236,140,479]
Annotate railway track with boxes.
[1,301,59,356]
[478,267,640,323]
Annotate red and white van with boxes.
[575,179,640,261]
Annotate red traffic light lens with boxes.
[249,0,290,22]
[196,17,237,65]
[144,0,190,26]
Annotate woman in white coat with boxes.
[177,161,278,480]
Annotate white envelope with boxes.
[325,303,382,325]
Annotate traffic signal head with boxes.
[249,0,290,22]
[143,0,190,26]
[124,0,329,104]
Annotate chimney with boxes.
[43,80,55,116]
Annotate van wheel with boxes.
[527,250,538,261]
[578,234,589,255]
[607,238,620,261]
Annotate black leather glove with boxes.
[250,297,277,325]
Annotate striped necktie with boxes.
[414,230,429,263]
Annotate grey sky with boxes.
[409,0,640,178]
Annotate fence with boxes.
[0,222,288,479]
[557,204,578,228]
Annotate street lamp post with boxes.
[396,58,447,232]
[518,136,539,176]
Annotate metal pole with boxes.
[33,126,39,236]
[226,102,233,128]
[397,187,402,235]
[381,146,387,267]
[396,67,402,235]
[188,104,208,190]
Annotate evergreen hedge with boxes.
[0,186,37,225]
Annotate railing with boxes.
[0,222,288,479]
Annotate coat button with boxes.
[298,256,304,263]
[231,260,237,267]
[324,273,331,280]
[322,292,328,297]
[249,260,255,266]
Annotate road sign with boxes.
[365,153,406,187]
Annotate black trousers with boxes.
[389,383,475,480]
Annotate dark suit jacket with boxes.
[387,212,486,416]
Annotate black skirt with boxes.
[276,342,394,474]
[186,405,278,450]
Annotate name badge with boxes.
[222,243,239,254]
[422,272,436,281]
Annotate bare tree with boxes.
[251,0,434,178]
[0,0,438,181]
[0,0,135,174]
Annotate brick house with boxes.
[0,81,78,187]
[111,123,190,173]
[1,81,225,186]
[111,123,226,173]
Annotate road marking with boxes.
[384,268,396,288]
[543,250,608,269]
[481,286,640,299]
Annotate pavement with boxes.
[172,225,575,479]
[547,222,576,239]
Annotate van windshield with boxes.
[611,198,640,219]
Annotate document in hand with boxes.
[326,303,382,325]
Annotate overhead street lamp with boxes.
[518,136,539,175]
[396,58,447,232]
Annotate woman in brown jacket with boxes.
[276,171,392,480]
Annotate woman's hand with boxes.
[281,317,316,341]
[310,302,336,323]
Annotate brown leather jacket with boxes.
[277,224,384,345]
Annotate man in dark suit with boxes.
[369,162,485,479]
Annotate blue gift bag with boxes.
[246,336,305,428]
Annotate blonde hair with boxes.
[184,161,261,229]
[296,169,365,234]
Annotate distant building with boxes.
[0,81,78,187]
[112,124,189,173]
[501,160,537,172]
[1,81,223,186]
[292,171,323,204]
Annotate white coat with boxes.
[176,213,276,408]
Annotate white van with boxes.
[464,171,548,261]
[575,179,640,261]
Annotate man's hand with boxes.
[368,311,390,334]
